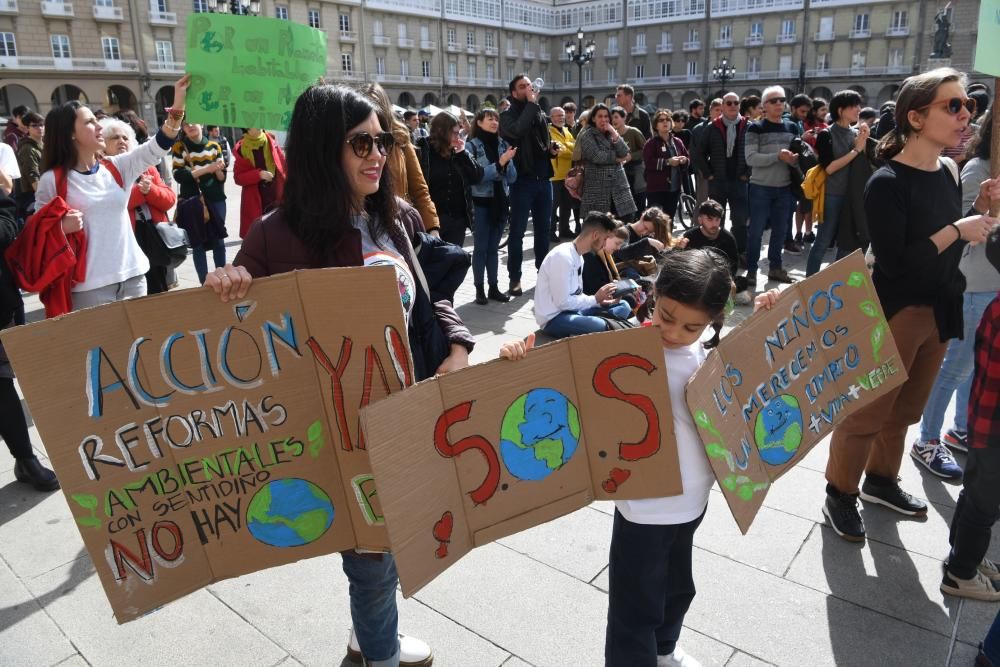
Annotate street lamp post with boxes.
[565,28,596,109]
[712,57,736,95]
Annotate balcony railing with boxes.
[656,42,672,53]
[41,1,74,16]
[605,46,619,56]
[447,42,460,52]
[1,56,139,71]
[506,47,519,57]
[814,31,835,41]
[745,34,763,45]
[420,40,435,50]
[466,44,480,54]
[683,40,701,51]
[539,50,549,59]
[714,37,732,48]
[886,25,909,37]
[712,0,803,16]
[776,33,796,43]
[398,37,414,48]
[631,44,647,55]
[0,0,17,12]
[484,45,497,55]
[373,35,391,46]
[149,9,176,24]
[625,73,701,85]
[93,3,122,19]
[523,49,535,59]
[339,31,358,41]
[373,74,442,84]
[329,69,364,82]
[849,28,871,38]
[148,60,185,73]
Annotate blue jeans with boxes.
[708,178,749,254]
[472,205,503,287]
[341,551,401,666]
[543,302,632,339]
[508,176,552,283]
[193,199,227,284]
[920,291,995,441]
[806,193,846,276]
[746,184,793,276]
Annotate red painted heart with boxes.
[610,468,631,485]
[432,511,454,544]
[601,479,618,494]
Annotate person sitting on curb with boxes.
[677,199,752,305]
[534,211,632,339]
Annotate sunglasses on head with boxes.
[765,97,787,104]
[345,131,396,158]
[918,97,976,116]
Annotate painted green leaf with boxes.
[847,271,866,287]
[737,484,754,501]
[871,322,886,362]
[694,410,711,429]
[705,443,728,459]
[307,420,323,441]
[858,300,879,318]
[76,516,102,528]
[722,475,737,491]
[71,493,98,510]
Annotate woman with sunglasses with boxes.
[416,111,483,246]
[822,69,1000,554]
[33,75,190,310]
[205,84,474,666]
[99,118,177,294]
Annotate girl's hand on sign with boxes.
[435,344,470,375]
[204,264,252,302]
[173,74,192,110]
[500,333,535,361]
[753,289,781,313]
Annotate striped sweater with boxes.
[171,135,227,202]
[745,118,798,188]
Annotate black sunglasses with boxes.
[918,97,976,116]
[345,131,396,158]
[765,97,787,104]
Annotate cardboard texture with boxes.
[361,326,682,596]
[0,267,409,622]
[184,14,327,130]
[685,252,908,534]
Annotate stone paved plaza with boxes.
[0,178,995,666]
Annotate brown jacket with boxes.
[387,135,440,232]
[234,198,473,354]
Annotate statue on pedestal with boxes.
[931,1,953,59]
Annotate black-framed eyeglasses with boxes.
[345,131,395,158]
[765,97,787,104]
[918,97,976,116]
[723,100,739,106]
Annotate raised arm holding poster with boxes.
[686,251,908,533]
[183,14,327,130]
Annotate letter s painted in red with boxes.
[592,354,661,461]
[434,402,500,505]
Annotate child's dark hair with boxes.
[987,224,1000,274]
[581,210,619,233]
[697,199,724,220]
[654,248,734,349]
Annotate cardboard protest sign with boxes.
[184,14,327,130]
[975,0,1000,77]
[1,268,411,622]
[686,252,908,533]
[361,326,681,595]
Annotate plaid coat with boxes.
[577,126,636,218]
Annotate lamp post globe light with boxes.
[565,28,596,109]
[712,58,736,92]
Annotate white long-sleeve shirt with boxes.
[533,241,598,327]
[36,133,172,293]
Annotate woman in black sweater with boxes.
[417,112,483,247]
[823,68,999,546]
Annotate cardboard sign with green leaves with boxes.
[184,13,327,130]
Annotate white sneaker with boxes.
[658,646,702,667]
[347,627,433,666]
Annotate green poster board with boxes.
[975,0,1000,78]
[184,14,327,130]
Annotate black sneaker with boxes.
[822,488,866,542]
[860,476,928,516]
[804,231,816,243]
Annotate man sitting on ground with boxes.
[534,211,632,339]
[678,199,752,304]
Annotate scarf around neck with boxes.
[240,132,276,176]
[722,116,740,158]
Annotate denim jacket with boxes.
[467,136,517,199]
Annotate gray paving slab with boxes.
[273,657,304,667]
[695,492,814,575]
[725,651,775,667]
[591,565,608,593]
[951,639,981,666]
[783,522,960,638]
[685,549,957,666]
[497,506,612,582]
[676,628,736,666]
[52,655,90,667]
[414,542,609,666]
[24,558,287,666]
[0,558,77,667]
[955,597,1000,646]
[500,657,533,667]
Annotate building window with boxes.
[608,35,617,52]
[448,61,457,79]
[607,64,616,83]
[686,60,697,76]
[750,21,762,37]
[854,13,869,31]
[485,32,494,48]
[308,9,320,28]
[421,60,431,77]
[51,34,71,59]
[341,52,353,72]
[375,56,385,75]
[584,67,592,82]
[748,55,759,73]
[660,30,671,47]
[816,53,829,71]
[401,59,409,76]
[338,13,350,32]
[507,61,514,80]
[719,24,731,41]
[660,62,670,76]
[891,10,907,28]
[635,63,644,78]
[467,30,475,48]
[523,36,530,51]
[889,48,904,67]
[154,0,167,11]
[635,32,645,48]
[486,63,494,80]
[447,27,456,46]
[155,39,173,63]
[780,19,794,37]
[95,0,112,6]
[102,36,121,60]
[398,24,407,39]
[852,51,866,69]
[275,5,288,19]
[0,33,14,57]
[193,0,208,12]
[687,27,698,42]
[563,69,572,83]
[468,58,476,79]
[421,25,430,41]
[779,54,792,75]
[373,19,383,35]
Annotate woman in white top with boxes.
[35,75,190,309]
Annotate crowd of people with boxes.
[0,65,999,667]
